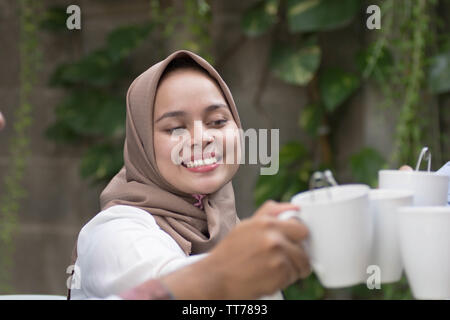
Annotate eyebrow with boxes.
[155,103,228,123]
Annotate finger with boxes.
[399,165,413,171]
[269,204,300,217]
[300,263,312,279]
[276,236,311,283]
[272,219,309,242]
[256,201,300,218]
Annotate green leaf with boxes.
[356,44,394,81]
[106,23,153,62]
[49,23,152,87]
[287,0,360,33]
[279,141,308,166]
[283,273,325,300]
[428,51,450,94]
[242,0,279,37]
[280,178,305,202]
[80,143,124,183]
[270,41,321,85]
[39,6,69,32]
[298,103,323,136]
[319,67,360,112]
[53,89,125,137]
[50,49,126,87]
[44,121,83,144]
[349,147,386,188]
[254,141,310,206]
[254,168,290,206]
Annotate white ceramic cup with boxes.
[379,170,449,206]
[279,184,372,288]
[397,206,450,300]
[368,189,414,283]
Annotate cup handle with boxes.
[415,146,432,172]
[278,209,301,221]
[278,208,310,253]
[277,208,324,279]
[278,208,309,225]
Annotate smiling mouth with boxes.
[181,151,222,169]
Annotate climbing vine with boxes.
[0,0,41,293]
[363,0,441,167]
[150,0,213,62]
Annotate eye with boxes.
[165,126,185,134]
[209,119,228,126]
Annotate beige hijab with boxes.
[98,49,242,256]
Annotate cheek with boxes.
[154,133,179,168]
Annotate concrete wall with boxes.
[0,0,447,295]
[0,0,155,295]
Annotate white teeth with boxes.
[185,157,217,168]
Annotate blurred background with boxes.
[0,0,449,299]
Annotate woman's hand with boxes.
[161,200,311,299]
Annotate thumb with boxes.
[254,201,300,219]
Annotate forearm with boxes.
[118,255,227,300]
[118,278,174,300]
[160,256,228,300]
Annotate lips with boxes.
[181,151,221,168]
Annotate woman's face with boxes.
[153,68,240,195]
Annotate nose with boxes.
[190,121,214,156]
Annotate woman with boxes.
[69,50,310,299]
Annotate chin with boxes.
[189,181,223,195]
[182,173,229,194]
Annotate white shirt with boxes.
[70,205,283,300]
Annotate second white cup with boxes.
[368,189,414,283]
